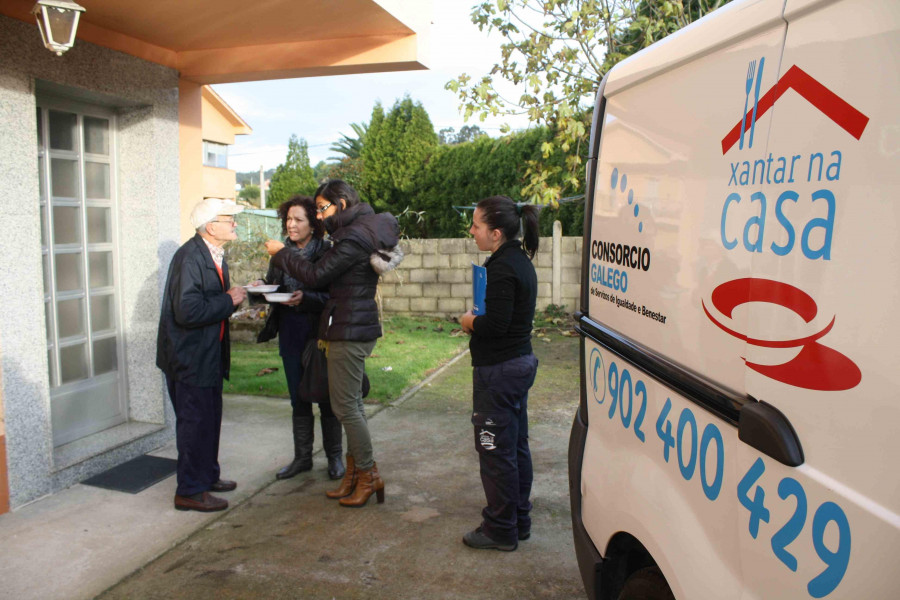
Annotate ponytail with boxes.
[476,195,540,259]
[519,203,540,260]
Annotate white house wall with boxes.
[0,15,179,508]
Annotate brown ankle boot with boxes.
[326,454,356,499]
[339,462,385,507]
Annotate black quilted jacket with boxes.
[272,203,400,342]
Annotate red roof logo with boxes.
[721,65,870,154]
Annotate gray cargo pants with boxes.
[327,339,377,470]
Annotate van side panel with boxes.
[578,0,900,598]
[733,0,900,597]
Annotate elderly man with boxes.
[157,198,247,512]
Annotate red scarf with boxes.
[214,262,225,341]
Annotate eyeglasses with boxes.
[316,203,333,214]
[213,218,236,224]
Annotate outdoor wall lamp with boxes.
[32,0,85,56]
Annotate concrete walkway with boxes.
[0,335,584,600]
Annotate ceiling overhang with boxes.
[0,0,430,83]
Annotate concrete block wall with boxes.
[231,221,584,320]
[379,233,583,318]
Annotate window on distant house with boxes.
[203,141,228,168]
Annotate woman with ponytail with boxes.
[459,195,540,552]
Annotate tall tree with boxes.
[447,0,730,204]
[438,127,457,145]
[267,134,318,207]
[361,96,439,212]
[439,124,488,145]
[358,102,385,204]
[456,125,488,144]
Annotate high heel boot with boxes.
[276,414,314,480]
[339,462,384,507]
[321,416,345,480]
[326,454,356,499]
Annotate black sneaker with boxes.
[518,529,531,541]
[462,527,517,552]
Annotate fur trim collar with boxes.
[370,245,404,275]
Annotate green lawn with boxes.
[224,315,470,405]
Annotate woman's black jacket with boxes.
[256,237,331,351]
[272,203,400,342]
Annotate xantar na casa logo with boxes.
[706,62,868,391]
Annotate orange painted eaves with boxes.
[73,20,178,68]
[176,33,425,85]
[202,86,251,135]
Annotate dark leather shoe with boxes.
[276,459,312,480]
[210,479,237,492]
[518,529,531,541]
[462,527,517,552]
[174,492,228,512]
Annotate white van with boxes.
[569,0,899,598]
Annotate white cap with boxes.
[190,198,244,229]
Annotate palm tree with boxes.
[329,122,367,160]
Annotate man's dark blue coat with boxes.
[157,234,237,386]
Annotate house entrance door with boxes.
[37,99,126,447]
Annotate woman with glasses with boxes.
[252,195,343,481]
[265,179,402,508]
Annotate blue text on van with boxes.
[720,189,835,260]
[728,150,842,187]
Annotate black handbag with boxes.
[297,339,370,404]
[298,339,329,404]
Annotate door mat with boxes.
[82,455,177,494]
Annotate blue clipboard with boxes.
[472,263,486,315]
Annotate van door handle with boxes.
[738,400,804,466]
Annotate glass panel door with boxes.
[37,101,125,447]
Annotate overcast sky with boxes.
[214,1,531,174]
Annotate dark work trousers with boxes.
[281,352,335,419]
[166,376,223,497]
[471,353,539,544]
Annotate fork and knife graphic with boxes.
[739,56,765,150]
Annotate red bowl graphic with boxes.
[702,278,860,391]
